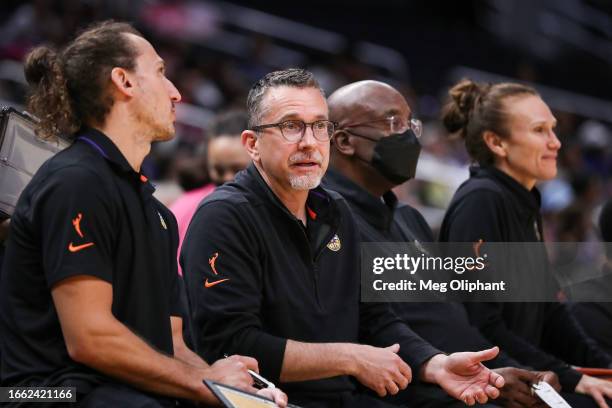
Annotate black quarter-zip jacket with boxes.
[439,165,612,391]
[323,168,522,368]
[181,164,440,398]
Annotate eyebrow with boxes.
[276,113,328,122]
[383,108,400,116]
[530,119,558,127]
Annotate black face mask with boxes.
[347,129,422,184]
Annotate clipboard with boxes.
[204,380,279,408]
[532,381,572,408]
[203,380,303,408]
[0,107,69,218]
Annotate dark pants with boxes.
[291,385,500,408]
[78,383,184,408]
[387,383,499,408]
[291,391,400,408]
[562,392,611,408]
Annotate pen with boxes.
[223,354,276,389]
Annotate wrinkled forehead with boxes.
[348,89,410,122]
[261,85,328,122]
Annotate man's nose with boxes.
[167,78,181,102]
[298,125,317,148]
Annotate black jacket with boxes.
[323,168,522,368]
[181,164,440,399]
[439,165,612,391]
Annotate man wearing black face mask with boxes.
[325,80,567,408]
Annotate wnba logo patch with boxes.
[327,234,341,252]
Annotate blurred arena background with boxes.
[0,0,610,240]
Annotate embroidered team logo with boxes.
[68,213,95,253]
[157,211,167,230]
[326,234,341,252]
[205,252,230,288]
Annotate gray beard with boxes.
[288,174,322,190]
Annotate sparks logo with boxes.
[466,239,489,271]
[68,213,95,253]
[205,252,229,288]
[327,234,341,252]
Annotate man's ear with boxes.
[110,67,134,99]
[482,130,508,159]
[332,130,355,156]
[242,130,260,162]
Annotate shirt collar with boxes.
[470,165,541,215]
[239,163,339,226]
[323,168,397,230]
[75,127,154,192]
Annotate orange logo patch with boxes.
[72,213,84,238]
[204,278,230,288]
[205,252,229,288]
[68,242,95,252]
[209,252,220,275]
[466,239,488,271]
[68,213,94,253]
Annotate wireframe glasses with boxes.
[345,116,423,137]
[251,120,337,143]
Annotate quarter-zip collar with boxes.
[235,163,341,233]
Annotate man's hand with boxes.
[492,367,559,408]
[257,388,288,408]
[576,374,612,408]
[204,356,288,407]
[350,343,412,397]
[204,355,258,394]
[533,370,561,392]
[421,347,505,406]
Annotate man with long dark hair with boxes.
[0,21,286,407]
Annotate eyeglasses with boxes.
[344,115,423,138]
[251,120,337,143]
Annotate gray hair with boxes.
[246,68,325,129]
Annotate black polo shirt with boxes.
[0,128,183,393]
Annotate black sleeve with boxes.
[359,301,442,374]
[181,200,287,381]
[397,205,525,369]
[541,303,612,367]
[570,302,612,358]
[444,190,583,391]
[36,166,116,287]
[355,205,441,373]
[464,301,582,390]
[392,302,525,370]
[164,208,186,318]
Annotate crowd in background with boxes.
[0,0,610,240]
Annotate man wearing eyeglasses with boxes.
[324,80,578,408]
[182,69,505,408]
